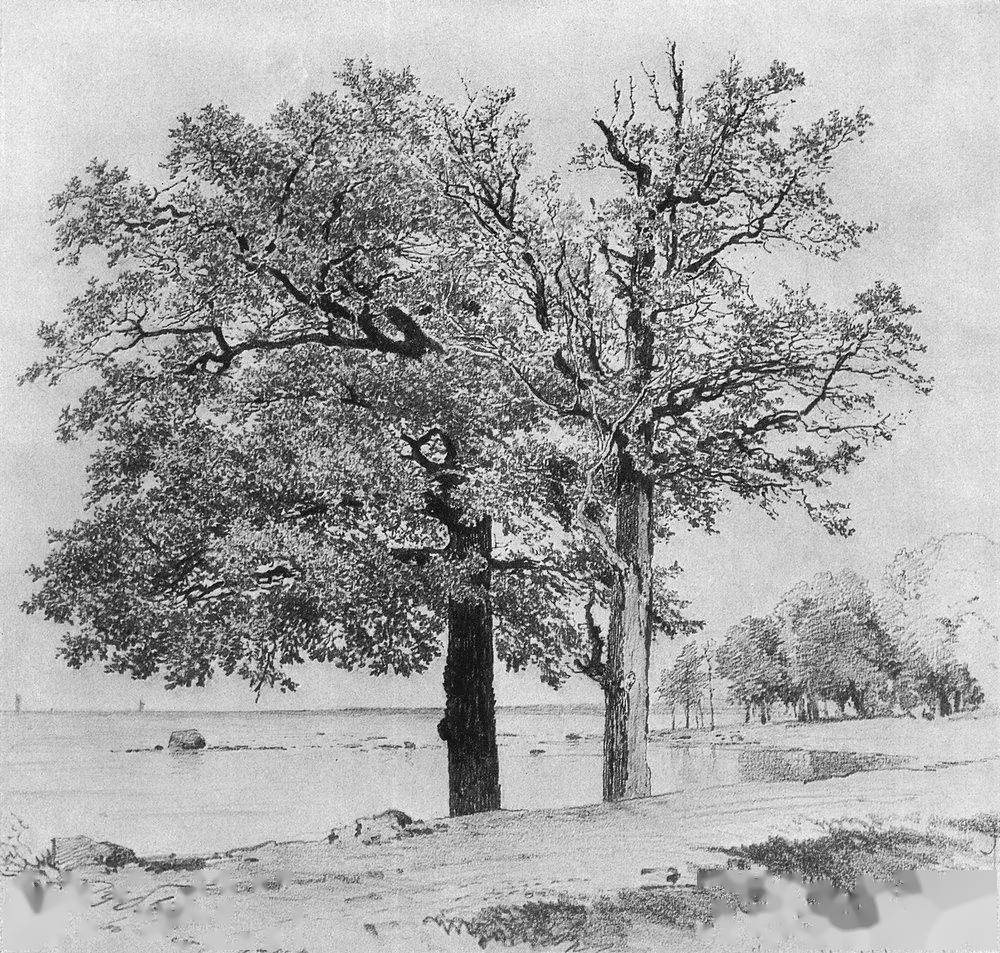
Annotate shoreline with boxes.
[4,712,997,952]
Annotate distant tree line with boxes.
[659,543,991,727]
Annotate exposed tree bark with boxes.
[437,515,501,816]
[938,689,952,718]
[602,456,654,801]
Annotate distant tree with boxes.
[432,45,928,799]
[778,569,900,719]
[21,63,601,817]
[882,534,997,713]
[702,641,717,731]
[716,616,791,724]
[658,641,706,729]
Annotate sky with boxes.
[0,0,997,711]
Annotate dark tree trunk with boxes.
[847,682,867,718]
[744,704,751,724]
[953,690,962,712]
[603,456,654,802]
[938,690,952,718]
[684,701,690,730]
[437,516,501,817]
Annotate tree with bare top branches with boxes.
[431,43,928,800]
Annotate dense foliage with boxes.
[23,63,606,695]
[710,538,992,722]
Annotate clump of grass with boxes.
[947,812,1000,838]
[140,854,207,874]
[715,819,964,889]
[432,886,713,949]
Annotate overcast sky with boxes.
[1,0,997,711]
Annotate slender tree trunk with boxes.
[706,656,715,731]
[602,457,654,802]
[938,690,952,718]
[684,700,690,730]
[437,516,501,816]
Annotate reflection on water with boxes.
[737,747,898,782]
[1,710,896,854]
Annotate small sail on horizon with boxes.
[138,698,145,712]
[14,693,22,713]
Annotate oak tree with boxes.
[23,63,594,817]
[432,46,928,798]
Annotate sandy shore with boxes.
[3,712,997,952]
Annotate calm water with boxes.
[0,707,861,854]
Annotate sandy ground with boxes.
[2,712,997,953]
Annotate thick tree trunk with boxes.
[602,459,654,802]
[938,690,952,718]
[437,516,501,817]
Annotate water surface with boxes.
[1,708,887,854]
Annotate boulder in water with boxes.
[168,729,206,751]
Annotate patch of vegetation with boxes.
[947,812,1000,838]
[715,819,965,889]
[140,854,207,873]
[429,886,713,950]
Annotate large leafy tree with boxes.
[777,569,900,719]
[23,63,598,817]
[715,616,791,724]
[881,534,998,713]
[432,46,928,798]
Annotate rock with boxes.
[168,729,206,751]
[153,745,164,751]
[328,809,432,846]
[50,835,137,871]
[529,747,545,755]
[403,741,417,749]
[640,865,681,887]
[566,732,583,741]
